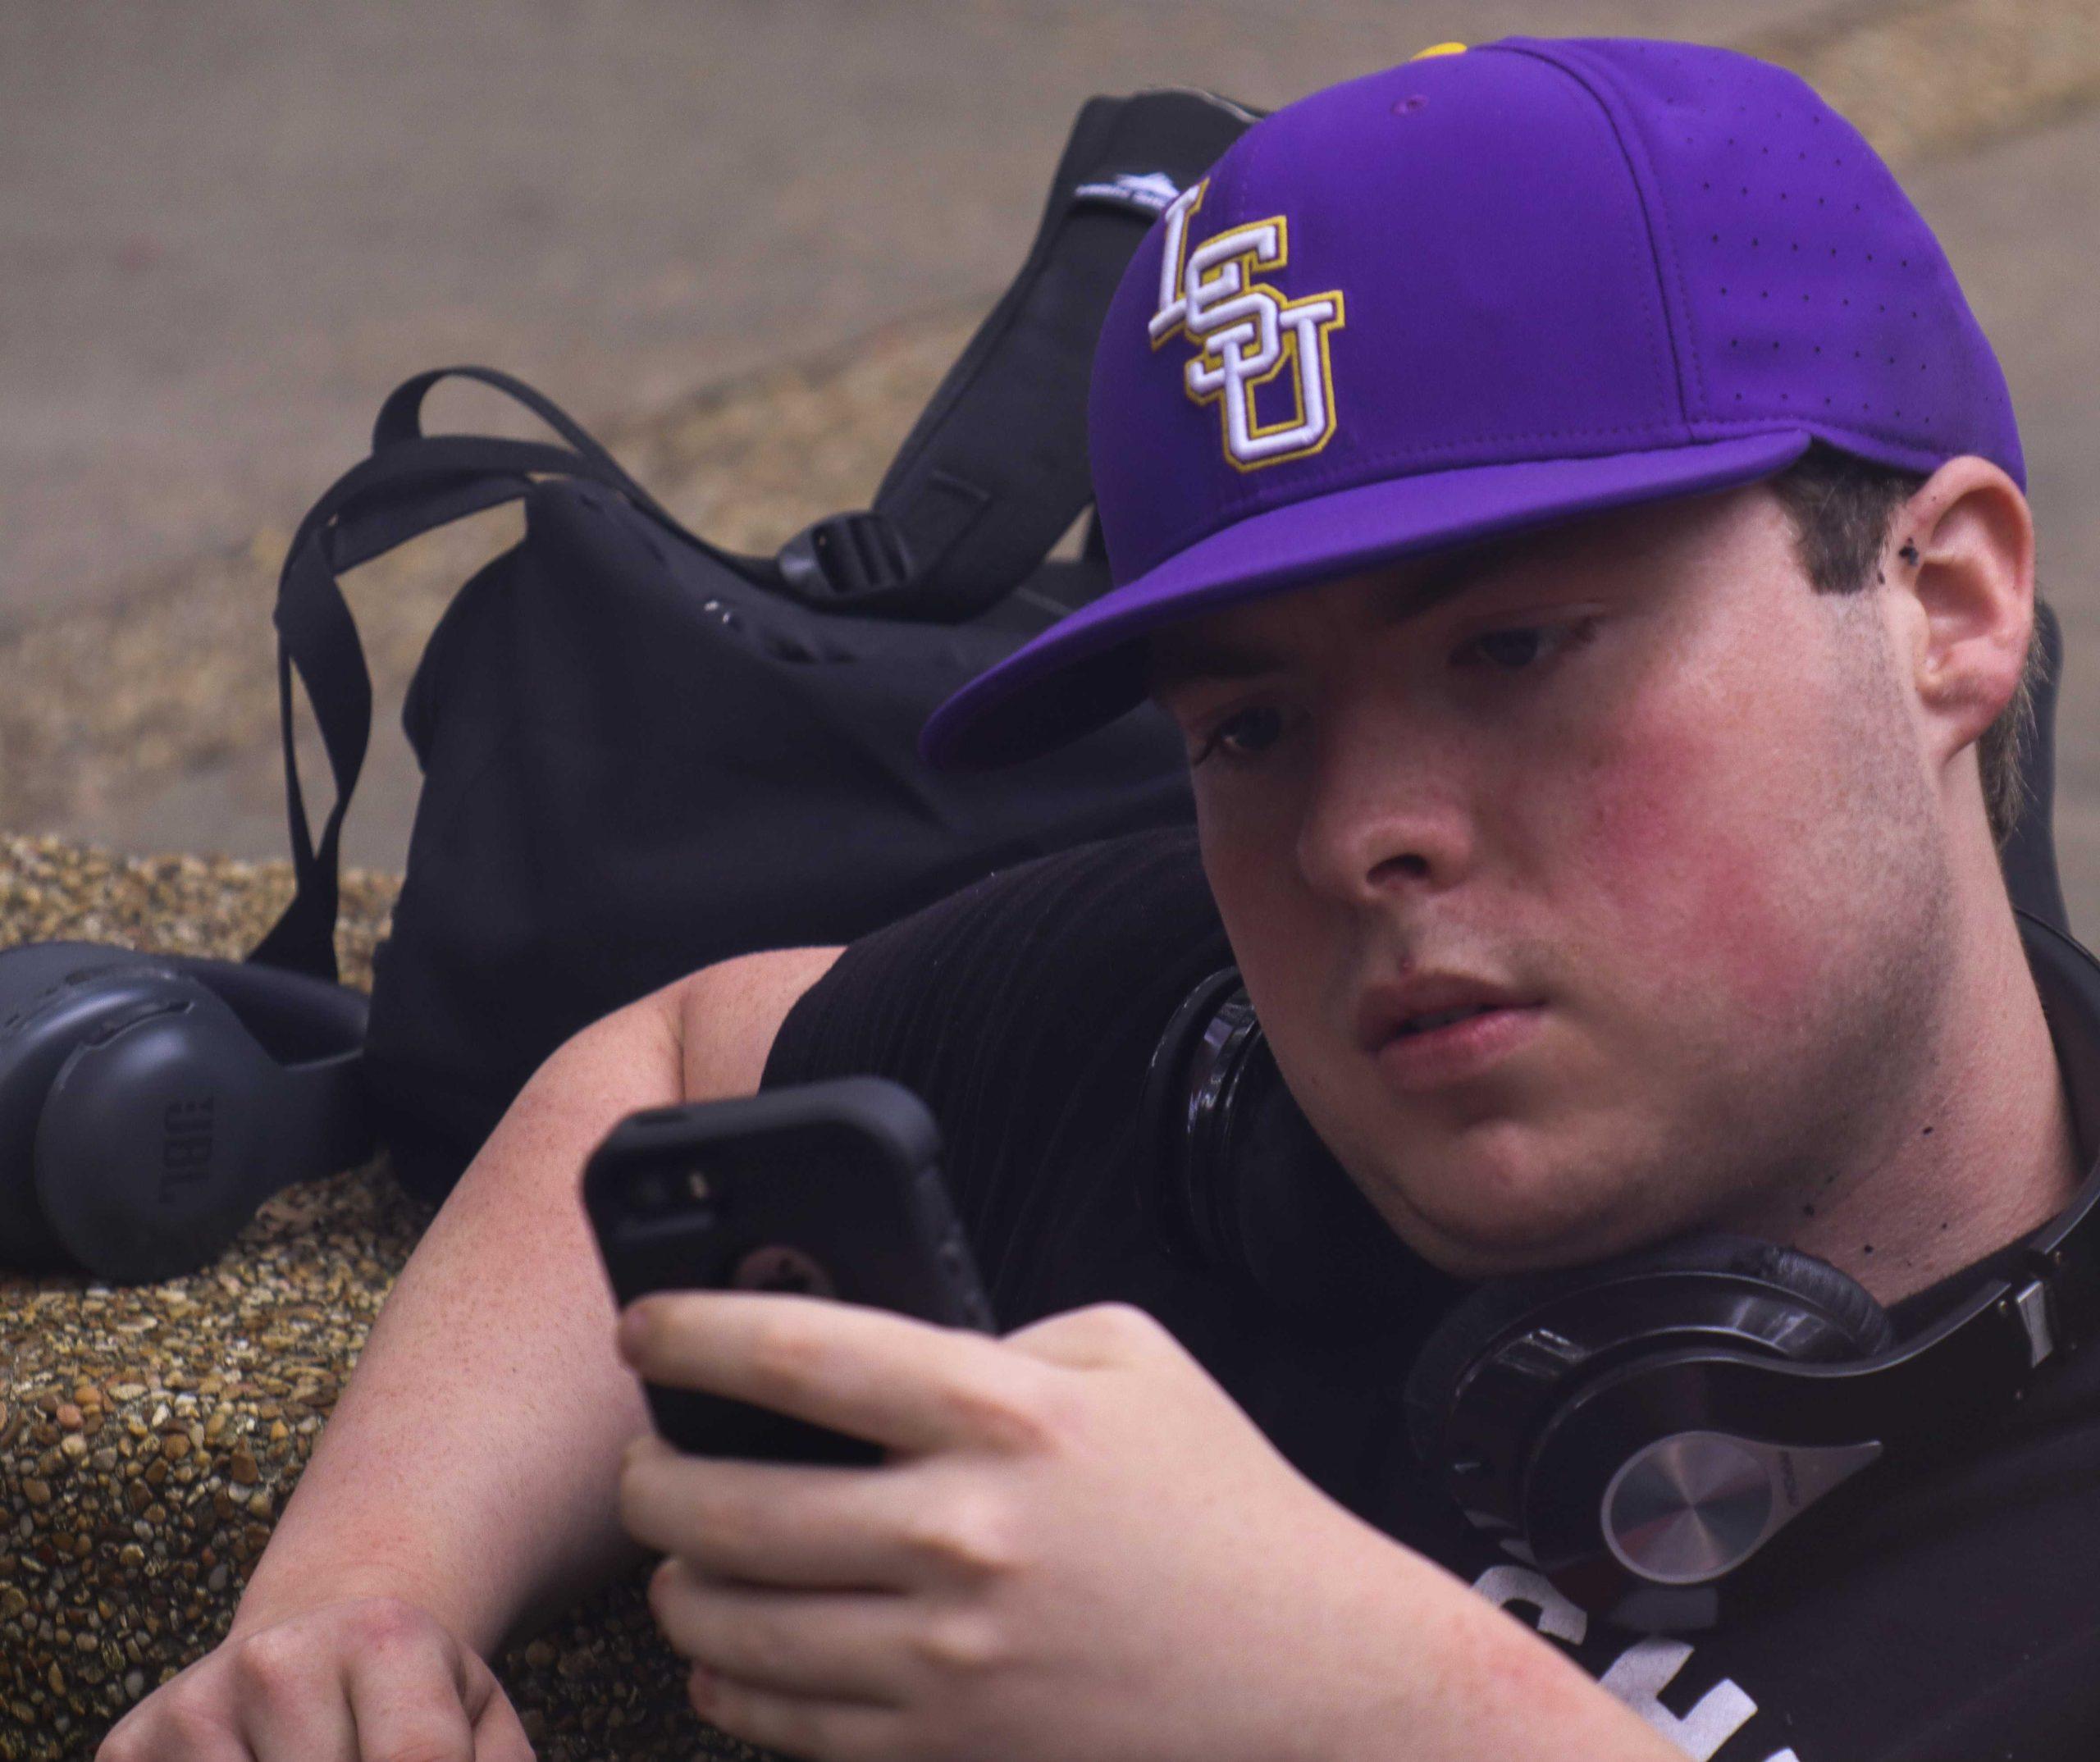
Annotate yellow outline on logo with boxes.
[1148,187,1347,472]
[1208,278,1348,473]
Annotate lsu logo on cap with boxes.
[1148,178,1346,472]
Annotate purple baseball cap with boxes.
[919,34,2024,771]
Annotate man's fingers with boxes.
[619,1291,1054,1456]
[621,1437,1020,1591]
[338,1652,475,1762]
[1000,1300,1176,1370]
[93,1598,526,1762]
[223,1625,362,1762]
[463,1657,540,1762]
[622,1439,912,1586]
[331,1617,535,1762]
[686,1663,903,1762]
[646,1556,914,1705]
[335,1618,488,1762]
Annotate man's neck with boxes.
[1764,888,2084,1308]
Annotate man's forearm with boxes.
[228,993,682,1661]
[1323,1527,1687,1762]
[227,941,843,1664]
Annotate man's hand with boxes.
[614,1291,1682,1762]
[94,1594,534,1762]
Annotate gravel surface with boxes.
[0,839,760,1760]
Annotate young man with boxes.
[103,35,2098,1762]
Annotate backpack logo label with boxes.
[1148,178,1346,471]
[1073,170,1183,216]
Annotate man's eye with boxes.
[1192,704,1287,767]
[1453,620,1593,671]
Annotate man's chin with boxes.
[1352,1120,1665,1280]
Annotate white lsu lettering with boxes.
[1147,179,1346,471]
[1471,1566,1799,1762]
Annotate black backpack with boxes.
[244,89,1258,1206]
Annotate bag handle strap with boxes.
[246,372,709,983]
[372,366,668,509]
[774,87,1259,621]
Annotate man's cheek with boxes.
[1558,725,1826,1031]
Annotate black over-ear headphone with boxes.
[1138,910,2100,1632]
[1135,963,1461,1331]
[0,940,374,1285]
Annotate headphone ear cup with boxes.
[0,945,188,1270]
[1735,1239,1898,1355]
[1143,967,1462,1331]
[1404,1231,1898,1477]
[1223,1045,1463,1331]
[33,979,277,1284]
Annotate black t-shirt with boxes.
[760,824,2100,1762]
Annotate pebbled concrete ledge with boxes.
[0,838,761,1761]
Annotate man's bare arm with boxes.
[227,943,843,1664]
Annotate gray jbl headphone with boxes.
[0,942,373,1285]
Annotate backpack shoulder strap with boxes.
[774,87,1260,622]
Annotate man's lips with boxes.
[1353,975,1549,1093]
[1354,977,1541,1054]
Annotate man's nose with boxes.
[1292,705,1477,904]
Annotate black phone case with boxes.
[583,1075,998,1465]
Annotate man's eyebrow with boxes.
[1143,535,1527,698]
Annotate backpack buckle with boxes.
[776,511,915,606]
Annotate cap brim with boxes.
[920,430,1814,770]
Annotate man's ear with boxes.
[1891,454,2035,766]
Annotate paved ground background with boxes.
[7,0,2100,925]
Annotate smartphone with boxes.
[582,1074,998,1465]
